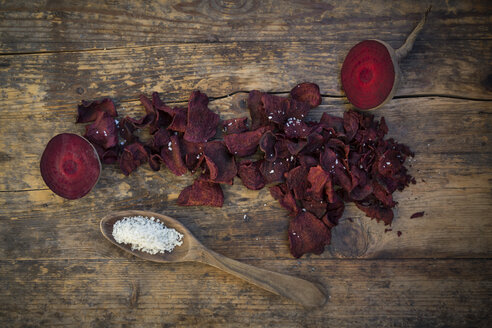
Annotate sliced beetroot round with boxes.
[341,7,430,110]
[40,133,101,199]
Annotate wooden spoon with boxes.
[100,210,326,307]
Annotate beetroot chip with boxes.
[302,198,327,218]
[177,180,224,207]
[284,117,311,139]
[84,112,118,149]
[184,91,220,142]
[76,98,117,123]
[160,135,188,176]
[181,139,205,172]
[261,93,286,124]
[372,181,396,207]
[168,107,187,132]
[286,139,307,155]
[237,160,265,190]
[269,184,299,214]
[248,90,270,130]
[285,165,309,200]
[223,117,248,134]
[93,144,119,164]
[320,112,344,133]
[259,131,277,162]
[307,165,330,201]
[410,211,425,219]
[119,142,148,176]
[149,153,162,171]
[288,211,331,258]
[284,98,311,120]
[343,110,360,141]
[355,201,394,225]
[119,116,138,143]
[325,194,345,224]
[202,141,237,184]
[224,126,270,157]
[290,82,322,109]
[150,127,171,152]
[260,158,291,184]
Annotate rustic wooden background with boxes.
[1,0,491,327]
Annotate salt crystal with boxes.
[112,216,183,255]
[269,170,274,174]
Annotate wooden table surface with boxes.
[1,1,491,327]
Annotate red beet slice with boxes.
[177,180,224,207]
[40,133,101,199]
[288,211,331,258]
[290,82,322,109]
[341,8,430,110]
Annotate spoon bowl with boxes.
[101,210,196,263]
[101,210,327,308]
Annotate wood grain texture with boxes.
[0,40,490,105]
[1,97,491,261]
[0,259,490,327]
[0,0,491,53]
[1,1,491,326]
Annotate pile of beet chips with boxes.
[77,83,415,258]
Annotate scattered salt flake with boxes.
[112,215,183,255]
[269,170,274,174]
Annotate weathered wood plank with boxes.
[0,0,490,53]
[0,258,490,327]
[0,40,490,106]
[0,97,490,260]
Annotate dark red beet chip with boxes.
[259,131,277,162]
[237,160,265,190]
[306,165,330,201]
[168,107,187,132]
[202,141,237,184]
[410,211,425,219]
[84,112,118,149]
[355,201,394,225]
[269,184,299,215]
[76,98,117,123]
[223,117,249,134]
[288,211,331,258]
[184,91,220,142]
[260,158,292,184]
[40,133,101,200]
[290,82,322,109]
[285,165,310,200]
[160,135,188,176]
[177,180,224,207]
[224,127,271,157]
[119,142,148,176]
[248,90,270,130]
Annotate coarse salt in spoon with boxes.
[101,210,327,307]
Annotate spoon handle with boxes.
[197,248,326,307]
